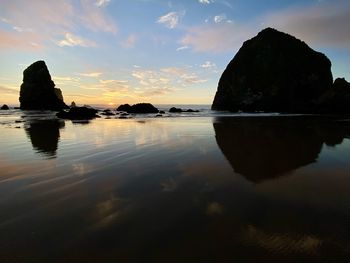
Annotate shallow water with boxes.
[1,111,350,262]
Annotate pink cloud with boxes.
[0,29,43,50]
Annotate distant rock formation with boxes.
[56,106,99,120]
[70,101,76,108]
[101,109,115,116]
[169,107,199,113]
[116,103,159,113]
[19,61,68,110]
[1,104,9,110]
[212,28,334,113]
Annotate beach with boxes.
[1,109,350,262]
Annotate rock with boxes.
[116,104,132,112]
[169,107,182,113]
[169,107,199,113]
[185,109,199,113]
[117,103,159,113]
[212,28,333,113]
[56,106,99,120]
[317,78,350,113]
[19,61,68,110]
[70,101,76,108]
[159,111,165,114]
[101,109,115,116]
[1,104,9,110]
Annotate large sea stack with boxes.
[212,28,333,113]
[19,61,68,110]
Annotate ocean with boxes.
[1,109,350,262]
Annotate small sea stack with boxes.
[19,61,68,110]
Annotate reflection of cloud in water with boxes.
[244,225,322,254]
[206,202,224,216]
[213,117,350,183]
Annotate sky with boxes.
[0,0,349,106]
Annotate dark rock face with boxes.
[212,28,333,113]
[56,107,99,120]
[1,104,9,110]
[19,61,68,110]
[117,103,159,113]
[317,78,350,113]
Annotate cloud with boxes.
[78,72,103,77]
[120,34,137,48]
[0,0,117,50]
[181,22,255,53]
[214,14,227,23]
[95,0,111,7]
[157,11,185,29]
[0,29,43,50]
[180,0,350,52]
[0,85,18,94]
[182,1,350,53]
[176,45,189,51]
[79,0,117,33]
[201,61,216,69]
[57,32,96,47]
[198,0,212,4]
[263,1,350,49]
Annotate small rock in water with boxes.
[56,106,99,120]
[1,104,9,110]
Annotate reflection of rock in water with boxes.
[213,117,350,183]
[25,120,65,158]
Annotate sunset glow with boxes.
[1,0,349,106]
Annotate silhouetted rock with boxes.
[101,109,115,116]
[56,106,99,120]
[159,110,165,114]
[317,78,350,113]
[70,101,76,108]
[212,28,333,113]
[169,107,182,113]
[117,103,159,113]
[213,117,350,183]
[169,107,199,113]
[1,104,9,110]
[19,61,68,110]
[116,104,132,112]
[24,119,65,158]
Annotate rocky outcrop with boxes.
[116,103,159,113]
[56,107,99,120]
[317,78,350,113]
[169,107,199,113]
[212,28,333,113]
[1,104,9,110]
[19,61,68,110]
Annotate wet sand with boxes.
[1,111,350,262]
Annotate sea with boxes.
[1,105,350,262]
